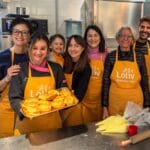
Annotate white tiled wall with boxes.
[6,0,85,37]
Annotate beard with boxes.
[139,31,150,41]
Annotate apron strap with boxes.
[133,43,136,53]
[147,42,150,55]
[47,63,55,88]
[116,48,137,62]
[10,47,15,65]
[28,62,55,87]
[116,49,119,61]
[100,53,103,61]
[28,64,32,78]
[133,48,136,62]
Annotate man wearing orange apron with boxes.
[14,64,62,134]
[0,49,28,137]
[134,16,150,91]
[109,50,143,115]
[134,16,150,90]
[144,43,150,90]
[134,42,150,90]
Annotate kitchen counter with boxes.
[0,123,149,150]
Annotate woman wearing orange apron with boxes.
[0,18,31,137]
[102,27,149,119]
[83,25,107,122]
[9,33,67,134]
[81,56,104,123]
[62,35,91,127]
[47,34,65,67]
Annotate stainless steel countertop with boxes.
[0,123,149,150]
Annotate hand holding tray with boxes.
[20,88,78,119]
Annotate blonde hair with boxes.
[116,26,135,41]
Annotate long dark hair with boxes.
[63,35,89,73]
[84,24,105,53]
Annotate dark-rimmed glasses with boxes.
[12,29,29,37]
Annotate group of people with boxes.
[0,16,149,137]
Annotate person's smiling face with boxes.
[117,28,134,51]
[12,24,30,47]
[138,21,150,41]
[68,38,84,62]
[86,29,101,49]
[29,39,48,65]
[50,37,64,54]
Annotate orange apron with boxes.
[62,55,104,126]
[134,42,150,90]
[81,55,104,123]
[51,52,64,67]
[109,50,143,115]
[15,64,62,134]
[0,49,15,138]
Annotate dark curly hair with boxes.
[9,17,32,34]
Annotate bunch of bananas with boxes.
[96,115,129,134]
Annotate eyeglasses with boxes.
[12,29,29,36]
[119,34,133,39]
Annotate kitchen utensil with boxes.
[16,7,26,15]
[120,130,150,146]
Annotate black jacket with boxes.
[65,63,91,102]
[102,46,150,108]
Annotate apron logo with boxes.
[29,85,51,97]
[92,65,101,77]
[116,68,135,82]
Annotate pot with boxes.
[16,7,26,15]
